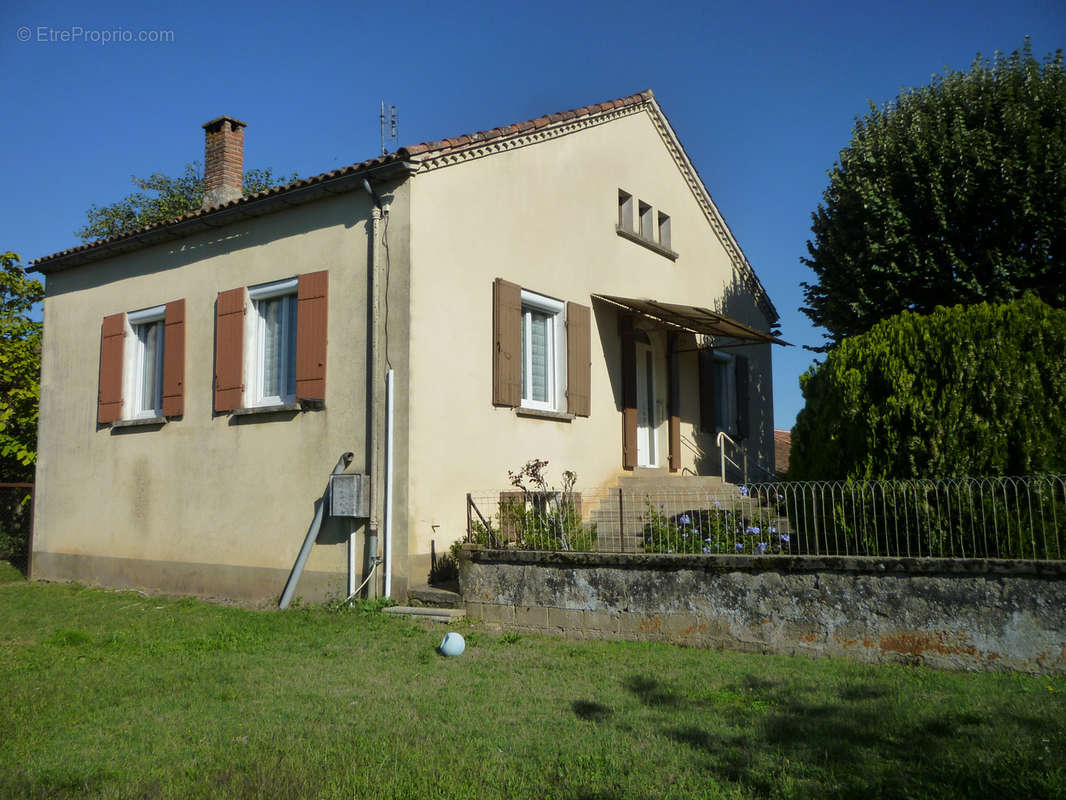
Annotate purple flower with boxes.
[704,538,712,544]
[746,525,761,535]
[679,513,691,526]
[702,546,711,554]
[713,500,722,508]
[757,542,768,554]
[738,486,749,497]
[769,526,777,534]
[734,542,744,552]
[779,533,791,544]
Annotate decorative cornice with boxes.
[416,103,645,172]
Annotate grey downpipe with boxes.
[362,176,385,596]
[279,451,354,609]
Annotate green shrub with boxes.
[790,294,1066,481]
[466,460,598,551]
[428,538,468,586]
[498,498,597,552]
[0,487,32,571]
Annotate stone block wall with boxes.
[458,548,1066,673]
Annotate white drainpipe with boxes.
[384,368,395,598]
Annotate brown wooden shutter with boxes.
[296,270,329,402]
[735,355,750,440]
[667,333,680,472]
[214,288,245,413]
[162,300,186,417]
[499,491,524,544]
[97,313,125,424]
[698,347,715,433]
[565,301,591,417]
[620,315,637,470]
[492,278,522,407]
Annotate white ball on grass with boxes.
[439,632,465,656]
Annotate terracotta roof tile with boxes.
[774,429,792,477]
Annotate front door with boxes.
[635,343,657,466]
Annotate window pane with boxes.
[714,360,732,433]
[262,297,282,398]
[259,294,297,400]
[137,321,163,413]
[528,309,550,403]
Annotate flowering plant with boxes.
[642,501,791,555]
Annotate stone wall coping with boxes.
[460,545,1066,578]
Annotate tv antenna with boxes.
[380,101,398,155]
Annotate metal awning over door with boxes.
[592,294,790,346]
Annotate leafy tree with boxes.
[0,252,43,483]
[789,294,1066,481]
[77,163,296,242]
[801,40,1066,348]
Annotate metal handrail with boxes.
[716,431,747,484]
[714,432,778,484]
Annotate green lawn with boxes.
[1,575,1064,799]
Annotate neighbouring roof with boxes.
[774,429,792,476]
[592,295,789,346]
[31,90,779,322]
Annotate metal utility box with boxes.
[329,473,370,519]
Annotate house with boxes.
[30,90,785,603]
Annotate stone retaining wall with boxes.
[458,548,1066,673]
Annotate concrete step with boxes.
[615,476,732,490]
[407,584,462,607]
[383,606,466,624]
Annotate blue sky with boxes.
[2,0,1062,428]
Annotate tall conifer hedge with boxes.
[789,294,1066,481]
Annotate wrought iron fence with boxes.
[466,475,1066,561]
[0,483,34,573]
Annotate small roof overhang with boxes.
[592,294,790,346]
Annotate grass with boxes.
[0,559,26,583]
[1,576,1064,799]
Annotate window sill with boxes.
[615,225,679,261]
[515,407,574,423]
[112,416,166,429]
[232,402,303,416]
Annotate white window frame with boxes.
[520,289,566,412]
[245,277,299,408]
[123,305,166,420]
[712,352,737,436]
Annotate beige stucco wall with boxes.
[34,193,380,602]
[405,108,777,575]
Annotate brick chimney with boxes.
[201,116,247,209]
